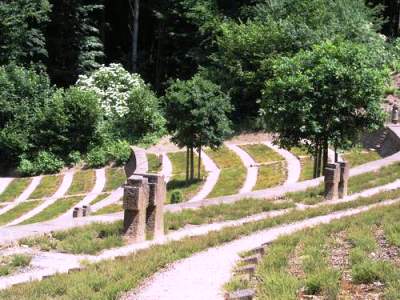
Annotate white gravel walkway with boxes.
[263,141,301,185]
[7,171,74,226]
[161,153,173,183]
[127,198,400,300]
[57,168,106,220]
[0,178,13,195]
[225,143,258,193]
[0,176,42,218]
[189,150,220,202]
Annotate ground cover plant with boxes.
[67,170,95,195]
[227,198,400,299]
[166,151,205,203]
[0,201,42,226]
[206,146,247,197]
[4,188,400,299]
[0,255,31,277]
[20,196,82,224]
[29,175,62,199]
[104,168,126,192]
[0,178,32,202]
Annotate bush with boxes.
[17,157,35,177]
[18,151,64,176]
[106,140,131,166]
[67,151,82,166]
[170,190,183,204]
[86,147,107,168]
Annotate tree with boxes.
[261,40,389,177]
[164,75,233,181]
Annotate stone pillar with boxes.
[392,104,399,124]
[324,163,340,200]
[141,174,165,239]
[123,175,149,242]
[72,207,83,218]
[338,161,350,199]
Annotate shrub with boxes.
[106,140,131,166]
[33,151,64,175]
[170,190,183,204]
[86,147,107,168]
[67,151,82,166]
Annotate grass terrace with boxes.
[92,202,123,215]
[0,255,31,277]
[67,170,95,195]
[20,196,82,225]
[291,147,314,181]
[240,143,287,190]
[29,175,62,199]
[4,189,400,299]
[147,153,162,173]
[0,178,32,203]
[166,151,205,203]
[90,193,111,205]
[0,201,42,226]
[206,146,247,197]
[104,168,126,192]
[342,148,381,167]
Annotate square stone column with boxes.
[140,173,165,239]
[338,161,350,199]
[123,175,149,242]
[324,163,340,200]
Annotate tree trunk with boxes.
[190,147,194,181]
[315,142,321,178]
[129,0,139,73]
[186,147,189,182]
[313,144,319,178]
[322,140,329,172]
[334,146,338,163]
[198,146,201,179]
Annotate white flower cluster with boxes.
[77,63,145,118]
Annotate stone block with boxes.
[72,207,83,218]
[338,161,350,199]
[82,205,91,216]
[235,264,257,277]
[241,254,262,265]
[225,289,255,300]
[324,163,340,200]
[251,246,266,256]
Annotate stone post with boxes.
[324,163,340,200]
[138,173,165,239]
[338,161,350,199]
[123,175,149,242]
[392,104,399,124]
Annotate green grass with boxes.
[255,162,287,190]
[90,193,110,205]
[0,255,31,277]
[248,198,400,299]
[20,196,82,224]
[206,146,247,197]
[67,170,96,195]
[342,148,381,167]
[4,188,400,299]
[0,201,42,226]
[166,151,205,203]
[147,153,162,173]
[289,146,315,181]
[29,175,62,199]
[92,203,123,215]
[104,168,126,192]
[0,178,32,203]
[239,144,284,163]
[20,222,123,255]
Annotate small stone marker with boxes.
[392,104,399,124]
[225,289,255,300]
[241,254,261,265]
[235,264,257,278]
[324,163,340,200]
[72,207,83,218]
[338,161,350,199]
[123,175,149,242]
[251,246,266,256]
[82,205,91,216]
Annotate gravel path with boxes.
[263,141,301,185]
[90,187,123,212]
[57,168,106,220]
[0,178,13,195]
[7,171,74,226]
[225,143,258,193]
[189,150,220,202]
[0,176,42,218]
[161,153,173,183]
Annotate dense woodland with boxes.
[1,0,400,177]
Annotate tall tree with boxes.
[129,0,139,72]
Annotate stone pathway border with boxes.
[6,171,74,226]
[161,153,172,183]
[263,141,301,185]
[0,176,42,217]
[189,150,220,202]
[225,143,258,193]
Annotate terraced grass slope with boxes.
[104,168,126,192]
[0,178,32,203]
[29,175,62,199]
[342,148,381,167]
[67,170,96,195]
[206,146,247,197]
[0,201,42,226]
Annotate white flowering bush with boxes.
[77,63,145,118]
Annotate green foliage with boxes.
[170,190,183,204]
[18,151,64,176]
[86,140,131,168]
[86,147,107,168]
[67,151,82,166]
[0,0,51,66]
[164,74,233,149]
[261,40,389,154]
